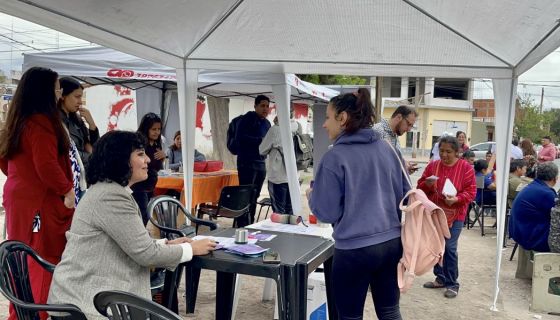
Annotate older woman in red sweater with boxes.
[417,135,476,299]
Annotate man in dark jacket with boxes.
[236,95,271,226]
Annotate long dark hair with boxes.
[137,112,162,148]
[59,77,90,143]
[329,88,374,134]
[0,67,69,158]
[170,130,181,151]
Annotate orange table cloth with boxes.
[155,170,239,209]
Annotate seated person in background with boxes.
[166,130,206,171]
[462,150,476,165]
[48,130,216,319]
[550,199,560,253]
[509,161,558,253]
[508,159,530,208]
[474,159,496,205]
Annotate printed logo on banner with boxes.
[106,68,176,80]
[108,86,135,131]
[107,68,135,78]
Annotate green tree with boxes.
[515,95,557,142]
[297,74,367,85]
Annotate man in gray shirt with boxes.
[373,105,418,173]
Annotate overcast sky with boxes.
[0,13,559,108]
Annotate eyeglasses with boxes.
[403,117,414,128]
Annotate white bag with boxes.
[442,178,457,197]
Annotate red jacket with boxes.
[1,114,73,261]
[417,159,477,223]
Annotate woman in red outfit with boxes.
[417,135,476,299]
[0,67,75,319]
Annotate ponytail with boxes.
[329,88,375,134]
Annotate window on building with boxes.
[408,79,416,99]
[406,132,420,148]
[390,77,401,98]
[433,78,469,100]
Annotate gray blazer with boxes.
[48,181,183,319]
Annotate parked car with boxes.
[469,141,495,159]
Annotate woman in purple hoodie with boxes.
[307,88,409,320]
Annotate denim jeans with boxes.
[268,182,293,215]
[332,238,403,320]
[434,220,463,290]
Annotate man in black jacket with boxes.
[236,95,271,226]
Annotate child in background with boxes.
[474,159,496,205]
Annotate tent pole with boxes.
[273,79,302,215]
[160,82,167,130]
[490,76,518,311]
[176,67,198,211]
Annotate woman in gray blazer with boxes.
[48,131,216,319]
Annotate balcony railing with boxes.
[472,117,495,123]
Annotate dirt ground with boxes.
[0,168,558,319]
[174,226,557,320]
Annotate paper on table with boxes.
[191,235,257,249]
[225,243,269,256]
[247,219,334,240]
[248,232,276,241]
[443,178,457,197]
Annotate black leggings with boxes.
[132,191,153,226]
[331,237,403,320]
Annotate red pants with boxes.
[8,233,61,320]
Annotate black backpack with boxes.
[227,115,244,155]
[293,131,313,170]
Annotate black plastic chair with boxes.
[147,196,217,312]
[256,197,273,221]
[148,195,218,239]
[94,290,181,320]
[197,184,255,229]
[0,240,87,320]
[470,175,496,236]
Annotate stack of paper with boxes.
[225,243,269,257]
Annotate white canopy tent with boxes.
[22,46,339,152]
[22,46,339,103]
[3,0,560,310]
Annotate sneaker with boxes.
[444,288,458,298]
[150,270,166,290]
[423,279,445,289]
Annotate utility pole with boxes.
[375,76,383,122]
[539,87,544,113]
[411,91,421,158]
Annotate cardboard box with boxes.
[531,253,560,314]
[307,272,329,320]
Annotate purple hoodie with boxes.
[309,129,409,250]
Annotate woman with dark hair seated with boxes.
[47,130,216,320]
[166,130,206,172]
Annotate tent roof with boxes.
[4,0,560,79]
[23,46,339,102]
